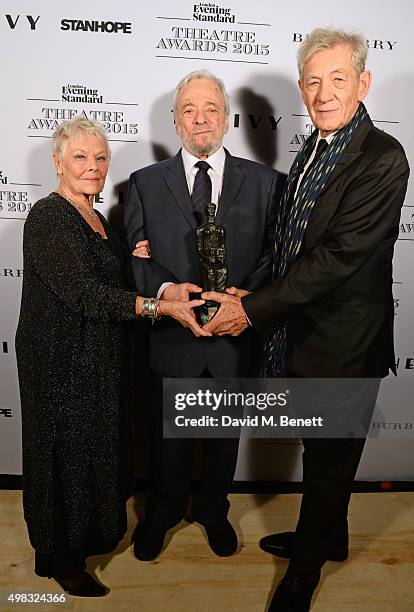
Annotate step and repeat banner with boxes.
[1,0,413,479]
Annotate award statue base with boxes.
[200,300,220,325]
[189,293,220,325]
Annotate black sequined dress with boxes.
[15,193,138,573]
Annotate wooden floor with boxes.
[1,491,413,611]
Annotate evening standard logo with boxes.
[27,86,138,140]
[156,3,270,61]
[193,3,235,23]
[291,33,397,50]
[60,19,132,34]
[0,170,7,184]
[62,84,103,104]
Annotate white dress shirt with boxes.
[181,145,226,210]
[295,130,337,196]
[157,146,226,298]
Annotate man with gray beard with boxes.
[124,70,280,561]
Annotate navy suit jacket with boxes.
[124,149,279,377]
[243,116,410,377]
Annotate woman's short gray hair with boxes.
[172,69,230,115]
[297,28,368,80]
[52,116,111,160]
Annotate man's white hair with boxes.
[172,69,230,115]
[297,28,368,79]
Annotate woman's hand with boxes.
[133,240,151,258]
[159,299,212,337]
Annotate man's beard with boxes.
[183,133,222,158]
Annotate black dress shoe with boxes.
[204,518,238,557]
[268,568,320,611]
[260,532,348,562]
[52,571,108,597]
[131,520,166,561]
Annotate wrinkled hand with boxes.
[202,291,249,336]
[161,282,203,302]
[225,286,251,298]
[159,299,211,337]
[133,239,151,258]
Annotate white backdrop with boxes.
[0,0,413,479]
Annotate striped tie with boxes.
[192,161,212,224]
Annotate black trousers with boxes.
[145,369,239,530]
[288,378,381,573]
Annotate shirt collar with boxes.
[181,145,226,177]
[317,131,337,145]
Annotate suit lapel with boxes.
[319,115,373,196]
[163,151,197,229]
[216,149,245,223]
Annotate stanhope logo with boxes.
[60,19,132,34]
[193,3,235,23]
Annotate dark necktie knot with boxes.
[195,160,211,173]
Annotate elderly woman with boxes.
[15,117,207,597]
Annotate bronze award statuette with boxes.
[196,203,228,324]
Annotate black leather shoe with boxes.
[52,571,108,597]
[260,532,348,562]
[268,568,320,611]
[204,518,238,557]
[131,520,166,561]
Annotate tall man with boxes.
[124,70,279,561]
[202,29,409,610]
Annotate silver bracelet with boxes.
[141,297,161,321]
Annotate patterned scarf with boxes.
[262,103,368,376]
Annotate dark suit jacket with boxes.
[125,148,279,377]
[243,116,410,378]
